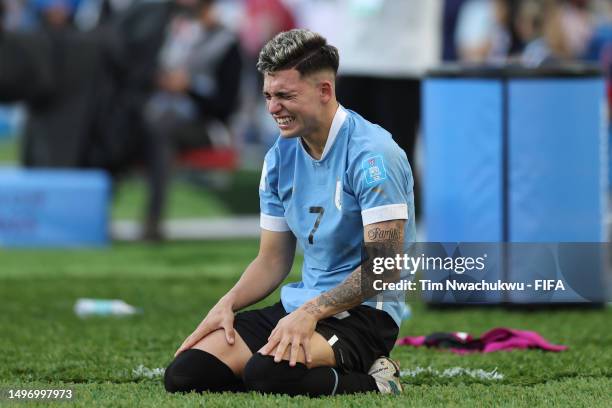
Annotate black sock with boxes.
[334,368,378,394]
[164,349,245,393]
[243,353,377,396]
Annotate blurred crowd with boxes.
[1,0,611,239]
[451,0,612,66]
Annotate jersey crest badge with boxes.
[362,155,387,185]
[335,178,342,210]
[259,160,268,191]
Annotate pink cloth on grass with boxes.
[396,327,567,354]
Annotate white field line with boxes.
[131,364,503,381]
[132,365,165,379]
[400,366,504,380]
[113,217,426,241]
[112,216,261,241]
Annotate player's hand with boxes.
[259,308,317,367]
[174,297,236,357]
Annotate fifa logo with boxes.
[362,155,387,185]
[368,163,382,181]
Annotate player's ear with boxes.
[319,80,333,103]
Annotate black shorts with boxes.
[234,302,398,373]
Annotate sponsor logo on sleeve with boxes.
[362,155,387,185]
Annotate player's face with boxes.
[263,69,323,139]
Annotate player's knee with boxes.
[164,349,205,393]
[242,353,307,394]
[164,349,237,393]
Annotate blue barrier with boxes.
[0,168,110,247]
[424,65,605,243]
[422,65,607,304]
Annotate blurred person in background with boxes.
[514,0,545,49]
[0,0,112,168]
[112,0,241,240]
[520,0,599,66]
[35,0,76,28]
[71,0,136,31]
[558,0,594,58]
[0,1,54,103]
[584,0,612,93]
[238,0,295,147]
[520,0,573,65]
[1,0,37,31]
[442,0,468,61]
[585,0,612,65]
[455,0,525,63]
[239,0,295,64]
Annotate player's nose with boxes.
[267,98,282,115]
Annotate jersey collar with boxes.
[320,104,348,160]
[300,104,347,162]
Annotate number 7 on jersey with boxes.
[308,207,324,244]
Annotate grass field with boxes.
[0,139,18,164]
[111,170,262,220]
[1,240,611,407]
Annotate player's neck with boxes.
[301,102,339,160]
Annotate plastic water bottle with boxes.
[74,298,141,317]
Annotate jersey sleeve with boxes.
[259,147,290,232]
[350,144,414,226]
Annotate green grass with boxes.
[0,139,18,164]
[112,177,231,220]
[112,171,261,220]
[0,241,610,407]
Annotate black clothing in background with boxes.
[0,27,110,168]
[336,76,420,165]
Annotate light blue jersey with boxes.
[259,106,416,326]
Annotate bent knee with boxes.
[164,350,202,393]
[164,349,239,393]
[242,353,307,394]
[192,329,252,376]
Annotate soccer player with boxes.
[164,28,416,396]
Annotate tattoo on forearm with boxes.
[311,220,405,314]
[367,227,400,241]
[315,269,363,312]
[303,301,323,316]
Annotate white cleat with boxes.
[367,356,403,395]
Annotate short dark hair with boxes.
[257,29,339,76]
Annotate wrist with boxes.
[299,300,326,321]
[220,292,238,312]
